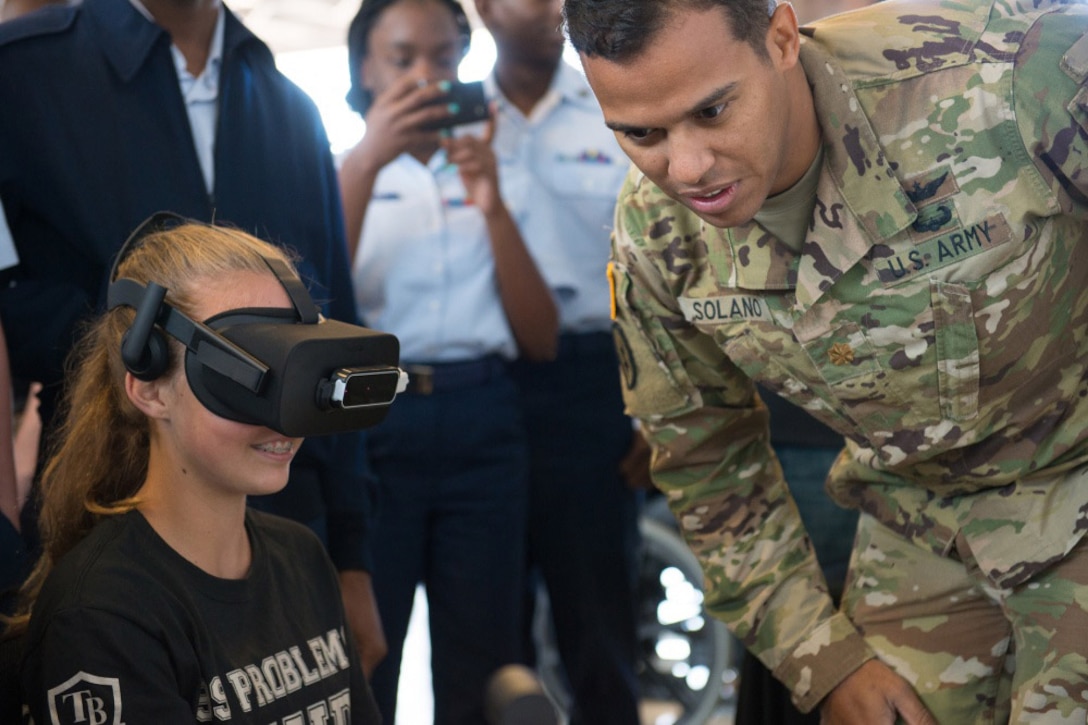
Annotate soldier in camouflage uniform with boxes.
[563,0,1088,722]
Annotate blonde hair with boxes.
[5,222,298,634]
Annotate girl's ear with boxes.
[125,372,172,422]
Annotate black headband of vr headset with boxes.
[106,212,406,437]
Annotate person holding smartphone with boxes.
[467,1,644,723]
[337,1,557,723]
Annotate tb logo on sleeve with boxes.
[47,672,123,725]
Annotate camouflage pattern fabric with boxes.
[843,512,1088,723]
[609,0,1088,713]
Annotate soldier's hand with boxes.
[820,659,936,725]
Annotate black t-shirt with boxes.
[20,509,380,724]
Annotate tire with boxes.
[635,517,736,724]
[534,513,738,724]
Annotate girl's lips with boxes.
[684,183,739,215]
[252,440,297,460]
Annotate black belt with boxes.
[403,355,508,395]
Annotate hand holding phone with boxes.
[347,75,452,170]
[423,81,490,131]
[442,110,501,214]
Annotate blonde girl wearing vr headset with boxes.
[5,223,381,724]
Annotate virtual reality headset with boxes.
[106,212,407,437]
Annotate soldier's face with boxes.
[582,5,812,229]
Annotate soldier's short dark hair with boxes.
[563,0,777,62]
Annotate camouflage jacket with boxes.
[610,0,1088,711]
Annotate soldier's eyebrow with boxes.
[604,83,737,133]
[604,99,659,133]
[687,84,736,115]
[605,119,648,134]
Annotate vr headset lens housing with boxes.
[189,309,403,437]
[108,213,404,438]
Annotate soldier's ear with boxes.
[766,2,801,71]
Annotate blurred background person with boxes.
[0,0,65,22]
[470,0,643,722]
[795,0,872,19]
[338,0,557,722]
[0,317,21,613]
[0,0,65,615]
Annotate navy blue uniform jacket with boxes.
[0,0,373,572]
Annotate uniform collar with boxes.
[549,60,601,111]
[789,37,917,307]
[86,0,265,85]
[713,39,916,307]
[799,37,915,241]
[485,60,599,122]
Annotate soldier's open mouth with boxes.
[685,183,738,215]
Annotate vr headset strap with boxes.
[263,257,320,324]
[107,278,269,393]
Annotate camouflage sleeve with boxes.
[1017,5,1088,215]
[610,186,875,712]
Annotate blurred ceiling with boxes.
[229,0,874,54]
[230,0,356,54]
[230,0,484,55]
[6,0,871,54]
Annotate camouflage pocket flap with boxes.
[957,465,1088,589]
[1060,29,1088,83]
[1069,84,1088,136]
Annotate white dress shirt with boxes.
[488,61,631,334]
[351,147,518,363]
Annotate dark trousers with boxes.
[512,332,641,725]
[367,371,529,725]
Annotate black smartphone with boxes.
[423,80,489,130]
